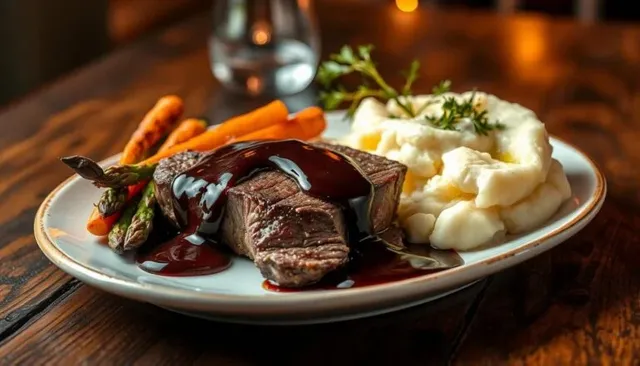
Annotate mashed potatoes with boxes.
[343,91,571,251]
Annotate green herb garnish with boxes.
[317,45,418,119]
[317,44,505,135]
[432,80,451,96]
[425,90,505,136]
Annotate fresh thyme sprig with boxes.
[425,90,505,136]
[316,44,505,135]
[317,45,418,119]
[432,80,451,96]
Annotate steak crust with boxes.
[153,150,204,227]
[154,143,407,287]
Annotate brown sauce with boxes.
[136,139,376,276]
[134,139,463,286]
[262,240,461,292]
[136,232,231,276]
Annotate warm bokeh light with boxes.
[297,0,310,11]
[505,18,554,84]
[513,24,544,66]
[246,76,263,95]
[388,1,420,51]
[252,30,270,45]
[251,22,271,45]
[395,0,418,13]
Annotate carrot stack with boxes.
[84,97,327,237]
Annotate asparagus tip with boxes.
[108,231,125,254]
[124,218,152,251]
[60,155,105,180]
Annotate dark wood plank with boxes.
[453,203,640,364]
[447,10,640,363]
[0,2,482,345]
[0,8,322,339]
[0,13,215,338]
[452,88,640,364]
[0,282,486,365]
[108,0,211,45]
[0,0,638,363]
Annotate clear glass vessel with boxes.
[209,0,320,97]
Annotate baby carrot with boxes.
[234,106,326,142]
[138,100,289,165]
[87,96,184,235]
[120,95,184,164]
[157,118,207,153]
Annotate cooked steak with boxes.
[154,142,407,287]
[153,150,204,227]
[221,143,407,287]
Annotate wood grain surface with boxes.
[0,1,638,364]
[0,281,487,365]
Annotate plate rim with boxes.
[35,134,607,311]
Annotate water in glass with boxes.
[210,0,320,97]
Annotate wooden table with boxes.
[1,2,638,364]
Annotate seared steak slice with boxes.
[153,150,204,227]
[153,143,407,288]
[219,143,406,287]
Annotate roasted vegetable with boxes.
[97,187,127,217]
[123,181,157,251]
[107,196,140,253]
[60,156,156,188]
[120,95,184,164]
[233,106,326,143]
[138,100,289,165]
[157,118,208,152]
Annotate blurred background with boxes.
[0,0,637,108]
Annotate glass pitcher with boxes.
[209,0,320,97]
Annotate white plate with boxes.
[35,111,606,325]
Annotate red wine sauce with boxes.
[135,139,461,287]
[136,139,375,276]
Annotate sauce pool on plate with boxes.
[136,139,377,276]
[262,239,461,292]
[134,139,462,288]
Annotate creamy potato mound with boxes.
[342,92,572,251]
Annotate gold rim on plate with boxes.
[33,135,607,309]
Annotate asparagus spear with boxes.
[124,181,157,251]
[60,155,157,188]
[108,197,140,253]
[97,187,127,216]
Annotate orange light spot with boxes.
[297,0,310,11]
[395,0,418,12]
[252,22,272,45]
[246,76,263,95]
